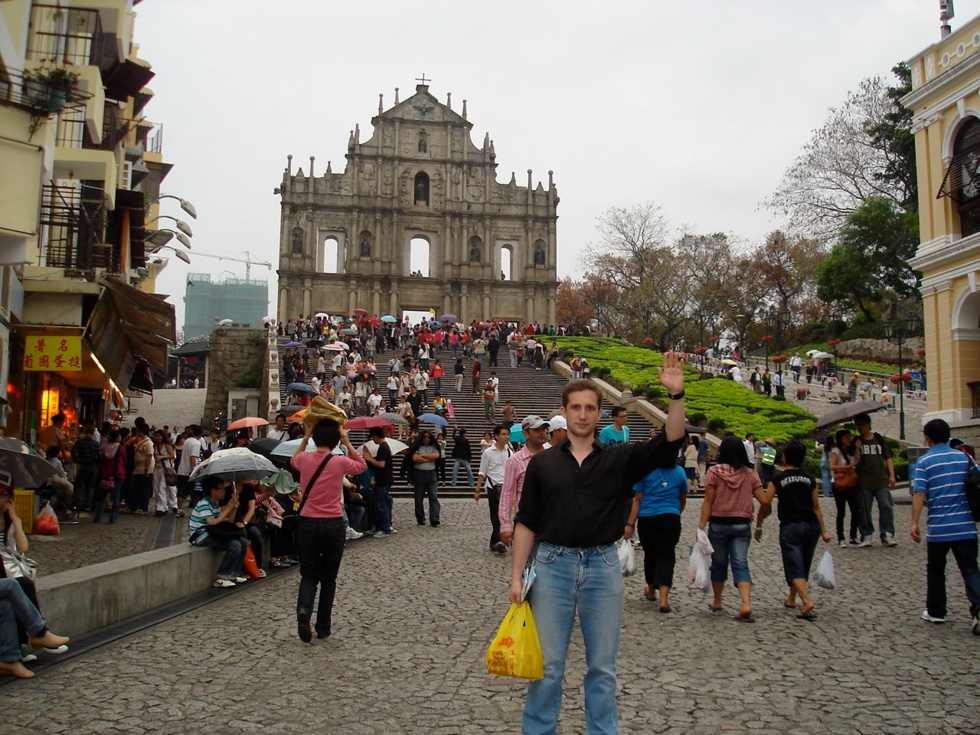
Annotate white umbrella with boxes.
[189,447,278,482]
[261,315,275,325]
[218,318,234,326]
[810,351,834,360]
[315,312,329,319]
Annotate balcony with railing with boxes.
[39,183,114,276]
[27,4,109,72]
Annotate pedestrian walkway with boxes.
[4,498,975,734]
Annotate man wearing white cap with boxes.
[498,415,550,547]
[543,415,567,449]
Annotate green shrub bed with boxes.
[555,337,816,443]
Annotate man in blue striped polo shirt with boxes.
[910,418,980,634]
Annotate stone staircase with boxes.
[275,337,662,497]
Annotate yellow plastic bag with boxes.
[486,602,544,681]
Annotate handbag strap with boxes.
[297,453,334,516]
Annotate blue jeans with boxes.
[708,522,753,585]
[820,459,832,497]
[451,459,474,487]
[524,542,623,735]
[296,517,346,637]
[0,578,46,663]
[857,484,895,540]
[374,485,392,533]
[93,479,122,523]
[196,534,247,580]
[413,469,440,525]
[926,537,980,619]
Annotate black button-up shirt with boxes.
[514,433,681,547]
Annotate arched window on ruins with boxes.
[410,236,430,277]
[414,172,429,206]
[322,236,339,274]
[418,131,428,153]
[468,236,482,263]
[533,239,546,266]
[359,231,372,258]
[291,227,304,255]
[500,245,513,281]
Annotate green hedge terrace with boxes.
[554,337,816,443]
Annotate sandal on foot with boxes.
[659,606,672,614]
[734,613,755,623]
[708,604,723,613]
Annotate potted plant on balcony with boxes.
[22,65,80,114]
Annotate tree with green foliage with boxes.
[816,196,920,321]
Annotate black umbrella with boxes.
[249,438,281,458]
[0,438,58,488]
[305,339,323,348]
[813,400,887,431]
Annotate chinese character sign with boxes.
[23,336,82,371]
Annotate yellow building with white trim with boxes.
[905,15,980,442]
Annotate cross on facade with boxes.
[415,73,430,85]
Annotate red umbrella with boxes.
[227,416,269,431]
[354,308,370,317]
[344,416,391,430]
[642,337,654,345]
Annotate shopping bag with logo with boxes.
[813,550,837,590]
[34,503,60,536]
[486,602,544,681]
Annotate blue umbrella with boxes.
[381,315,398,323]
[283,340,303,348]
[509,423,527,444]
[287,382,317,395]
[417,413,449,427]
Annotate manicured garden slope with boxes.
[555,337,816,443]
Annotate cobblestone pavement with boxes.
[5,497,979,735]
[24,511,168,576]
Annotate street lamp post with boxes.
[777,307,792,353]
[159,194,198,219]
[593,300,605,336]
[694,308,706,370]
[764,309,775,370]
[882,313,921,441]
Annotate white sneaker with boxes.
[855,537,873,548]
[838,540,848,548]
[346,528,363,540]
[920,610,946,624]
[972,616,980,635]
[213,578,236,588]
[43,644,69,655]
[882,533,898,547]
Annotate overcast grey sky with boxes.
[134,0,980,331]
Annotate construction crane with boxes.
[191,250,273,280]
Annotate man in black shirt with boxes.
[362,427,394,537]
[509,351,686,735]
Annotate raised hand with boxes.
[658,350,685,395]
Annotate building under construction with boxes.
[183,273,268,340]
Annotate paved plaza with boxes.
[4,496,979,735]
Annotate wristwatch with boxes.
[667,391,685,400]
